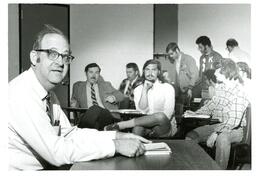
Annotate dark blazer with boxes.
[119,77,143,96]
[118,77,142,109]
[71,80,125,111]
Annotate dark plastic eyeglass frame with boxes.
[35,49,75,64]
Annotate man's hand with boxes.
[113,139,146,157]
[143,80,153,91]
[184,110,196,115]
[105,95,116,103]
[116,132,152,144]
[206,132,218,148]
[70,98,78,107]
[187,89,192,99]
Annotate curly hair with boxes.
[219,58,243,84]
[237,62,251,79]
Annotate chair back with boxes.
[242,105,251,145]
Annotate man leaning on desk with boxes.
[8,24,150,170]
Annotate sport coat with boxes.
[176,52,199,92]
[71,80,125,111]
[119,77,143,96]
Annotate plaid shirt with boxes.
[196,82,249,133]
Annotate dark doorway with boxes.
[19,4,70,108]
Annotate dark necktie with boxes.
[44,93,60,127]
[126,82,133,96]
[45,93,54,125]
[91,83,98,106]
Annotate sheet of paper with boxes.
[183,113,210,119]
[110,109,143,114]
[144,142,171,151]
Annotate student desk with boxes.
[180,115,220,139]
[70,140,220,170]
[62,107,88,125]
[62,107,145,125]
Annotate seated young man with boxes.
[185,58,249,169]
[105,59,177,138]
[119,62,142,109]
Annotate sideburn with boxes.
[36,57,41,63]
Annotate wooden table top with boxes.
[70,140,220,170]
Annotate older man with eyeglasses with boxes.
[8,24,150,170]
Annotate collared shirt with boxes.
[175,54,181,75]
[228,47,250,64]
[8,68,116,170]
[133,79,175,119]
[195,82,249,133]
[123,76,138,95]
[86,82,105,108]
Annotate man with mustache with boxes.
[195,36,223,99]
[71,63,125,130]
[9,25,149,170]
[105,59,177,138]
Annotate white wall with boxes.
[70,4,153,92]
[178,4,251,67]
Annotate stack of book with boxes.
[143,142,172,155]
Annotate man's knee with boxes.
[216,133,230,148]
[153,112,169,123]
[185,130,199,142]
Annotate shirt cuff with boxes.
[86,130,116,157]
[98,131,117,140]
[100,137,116,157]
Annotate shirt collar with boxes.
[204,49,215,58]
[87,81,98,87]
[177,53,182,63]
[27,67,48,100]
[130,75,138,85]
[152,78,160,88]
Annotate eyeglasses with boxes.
[35,49,75,64]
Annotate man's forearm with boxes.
[138,89,148,110]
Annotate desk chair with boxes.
[198,106,251,170]
[175,99,204,139]
[62,107,88,125]
[229,106,251,170]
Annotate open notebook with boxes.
[110,109,143,115]
[183,113,210,119]
[143,142,172,155]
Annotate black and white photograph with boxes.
[3,0,255,176]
